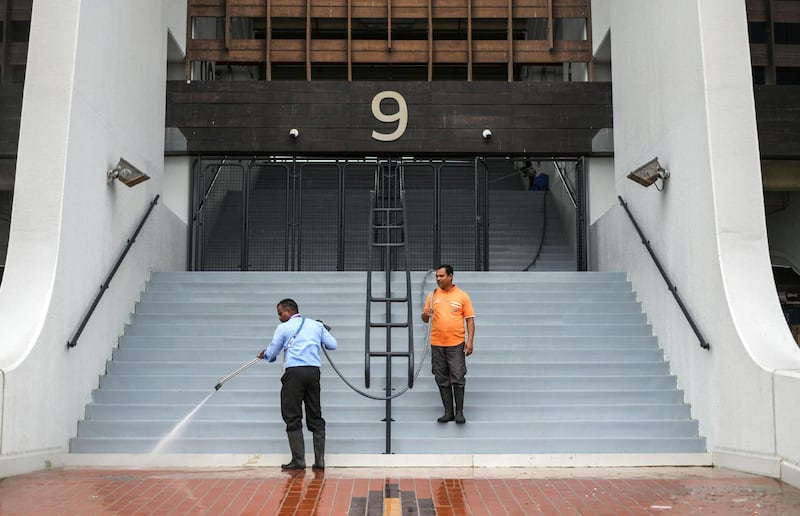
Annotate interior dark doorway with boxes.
[189,155,586,272]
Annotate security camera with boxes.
[107,157,150,187]
[289,128,300,139]
[482,129,493,140]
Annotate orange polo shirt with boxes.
[424,285,475,346]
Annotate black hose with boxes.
[320,269,436,401]
[523,190,548,271]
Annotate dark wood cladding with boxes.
[746,0,800,81]
[755,85,800,159]
[166,80,612,155]
[0,85,22,156]
[186,0,593,81]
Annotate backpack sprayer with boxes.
[213,320,332,391]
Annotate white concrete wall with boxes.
[165,156,192,227]
[0,1,186,476]
[587,157,614,226]
[590,0,800,486]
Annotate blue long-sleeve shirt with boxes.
[263,314,337,368]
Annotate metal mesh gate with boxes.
[189,156,528,271]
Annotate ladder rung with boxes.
[373,207,404,212]
[370,242,406,248]
[368,351,412,358]
[369,322,410,328]
[370,296,410,302]
[372,224,405,230]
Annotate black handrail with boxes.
[618,195,710,350]
[67,195,160,349]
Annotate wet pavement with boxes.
[1,466,799,515]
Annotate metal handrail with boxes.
[67,195,160,349]
[618,195,710,350]
[553,160,577,208]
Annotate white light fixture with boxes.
[482,129,493,140]
[627,157,669,191]
[289,128,300,139]
[107,157,150,188]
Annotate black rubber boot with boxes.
[453,385,466,424]
[281,430,306,470]
[437,386,455,423]
[312,430,325,470]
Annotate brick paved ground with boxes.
[0,466,798,515]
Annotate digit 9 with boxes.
[371,91,408,142]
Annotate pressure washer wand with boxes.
[214,357,262,391]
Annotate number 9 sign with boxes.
[371,91,408,142]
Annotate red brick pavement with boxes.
[0,466,798,515]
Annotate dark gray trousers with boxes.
[431,343,467,387]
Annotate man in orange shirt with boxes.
[422,264,475,424]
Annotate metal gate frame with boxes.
[189,155,584,271]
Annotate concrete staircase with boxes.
[487,190,575,271]
[70,271,706,459]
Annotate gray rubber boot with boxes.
[281,430,306,470]
[453,385,466,424]
[312,430,325,470]
[437,386,455,423]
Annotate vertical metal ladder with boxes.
[364,158,415,454]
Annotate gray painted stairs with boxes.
[70,271,706,455]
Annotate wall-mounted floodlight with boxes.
[482,129,493,141]
[107,157,150,187]
[627,157,669,191]
[289,128,300,139]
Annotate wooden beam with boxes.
[306,0,311,80]
[468,0,473,81]
[507,0,513,81]
[348,0,352,80]
[428,0,433,81]
[166,80,613,156]
[266,0,272,80]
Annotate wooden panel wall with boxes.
[0,0,30,156]
[166,80,612,155]
[0,0,32,85]
[746,0,800,83]
[186,0,593,81]
[754,85,800,159]
[0,84,22,156]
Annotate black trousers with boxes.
[280,366,325,433]
[431,343,467,388]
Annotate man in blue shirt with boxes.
[258,298,338,470]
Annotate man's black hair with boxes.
[278,298,299,313]
[436,264,454,276]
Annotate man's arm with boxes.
[421,292,433,323]
[321,326,338,350]
[464,317,475,356]
[258,326,287,362]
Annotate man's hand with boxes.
[257,350,265,359]
[464,343,473,356]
